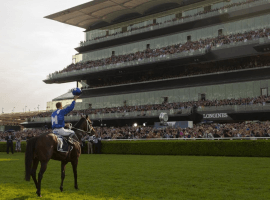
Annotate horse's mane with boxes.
[73,117,85,129]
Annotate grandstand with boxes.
[0,111,48,131]
[22,0,270,128]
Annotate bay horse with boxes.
[25,115,95,197]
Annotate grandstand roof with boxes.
[52,91,73,101]
[44,0,188,30]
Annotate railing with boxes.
[79,0,270,47]
[101,137,270,141]
[28,108,192,123]
[80,65,270,90]
[197,103,270,112]
[29,104,270,123]
[0,137,269,142]
[46,49,206,80]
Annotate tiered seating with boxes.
[84,55,270,89]
[57,27,270,74]
[82,0,262,45]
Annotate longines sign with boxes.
[203,113,228,119]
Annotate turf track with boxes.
[0,153,269,200]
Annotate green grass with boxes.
[0,153,269,200]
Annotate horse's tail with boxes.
[25,137,38,181]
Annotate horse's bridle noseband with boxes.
[72,117,94,135]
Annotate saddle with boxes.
[54,134,74,153]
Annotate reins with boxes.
[72,117,94,137]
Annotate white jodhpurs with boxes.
[53,128,75,137]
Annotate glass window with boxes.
[263,88,269,96]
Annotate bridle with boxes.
[72,117,94,136]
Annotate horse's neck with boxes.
[72,127,83,142]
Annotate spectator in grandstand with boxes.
[93,121,270,139]
[81,0,260,44]
[21,133,26,140]
[29,93,270,119]
[1,122,268,146]
[0,132,4,141]
[67,27,268,75]
[26,133,34,141]
[0,129,52,141]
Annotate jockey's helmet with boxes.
[72,88,82,96]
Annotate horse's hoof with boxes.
[75,186,79,190]
[36,191,42,197]
[60,187,63,192]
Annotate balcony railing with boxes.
[101,137,270,141]
[79,0,270,47]
[27,103,270,123]
[80,65,270,90]
[46,49,206,80]
[197,103,270,112]
[27,108,191,123]
[46,37,270,80]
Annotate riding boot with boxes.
[67,138,74,145]
[62,136,71,145]
[68,133,75,145]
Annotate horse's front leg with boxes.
[71,159,79,190]
[60,161,68,192]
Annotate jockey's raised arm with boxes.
[51,88,82,151]
[62,95,80,115]
[61,100,76,116]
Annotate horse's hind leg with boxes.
[36,161,48,197]
[71,159,79,190]
[60,161,68,192]
[31,158,39,189]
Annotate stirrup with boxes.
[67,137,74,145]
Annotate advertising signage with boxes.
[203,113,228,119]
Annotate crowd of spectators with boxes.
[85,55,270,88]
[0,129,52,142]
[2,121,270,141]
[84,0,260,43]
[59,27,270,74]
[94,121,270,139]
[31,94,270,119]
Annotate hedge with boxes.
[0,141,88,154]
[101,140,270,157]
[2,140,270,157]
[0,142,27,152]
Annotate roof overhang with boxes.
[44,0,189,30]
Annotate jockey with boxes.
[51,88,81,138]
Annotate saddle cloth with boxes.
[53,133,73,153]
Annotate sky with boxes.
[0,0,92,113]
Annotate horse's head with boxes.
[72,115,96,142]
